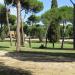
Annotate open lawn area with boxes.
[0,40,73,51]
[0,41,75,58]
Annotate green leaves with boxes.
[0,4,6,24]
[47,20,60,43]
[51,0,58,8]
[43,0,60,43]
[59,6,73,21]
[5,0,43,13]
[9,15,16,25]
[42,6,73,25]
[28,15,40,24]
[42,8,60,25]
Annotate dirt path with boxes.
[0,51,75,75]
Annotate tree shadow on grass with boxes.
[0,46,10,51]
[0,62,32,75]
[5,51,75,62]
[32,47,74,50]
[0,46,9,48]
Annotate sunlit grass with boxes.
[0,40,74,53]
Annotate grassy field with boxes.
[0,40,75,60]
[0,41,74,53]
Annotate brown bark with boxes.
[45,36,47,47]
[20,18,24,46]
[5,5,12,46]
[29,36,31,48]
[61,20,65,49]
[73,5,75,49]
[16,0,21,52]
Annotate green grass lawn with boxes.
[0,41,74,53]
[0,41,75,60]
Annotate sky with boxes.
[0,0,73,17]
[37,0,72,15]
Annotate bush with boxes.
[39,44,45,49]
[47,21,60,43]
[0,30,6,41]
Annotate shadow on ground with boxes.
[5,51,75,62]
[0,46,9,48]
[32,47,73,50]
[0,62,32,75]
[0,46,9,49]
[0,46,10,51]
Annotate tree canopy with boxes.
[42,6,73,25]
[0,4,6,24]
[27,15,40,25]
[5,0,43,13]
[42,8,60,25]
[9,14,16,25]
[59,6,73,21]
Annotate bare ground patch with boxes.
[0,51,75,75]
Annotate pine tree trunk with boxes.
[16,0,21,52]
[29,36,31,48]
[45,35,47,47]
[20,18,24,46]
[6,5,12,46]
[53,42,54,48]
[61,20,65,49]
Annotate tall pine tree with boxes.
[47,0,60,48]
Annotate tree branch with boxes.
[70,0,75,5]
